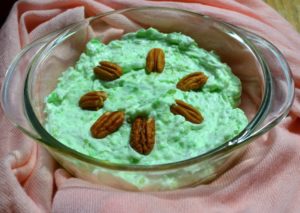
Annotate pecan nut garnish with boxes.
[130,117,155,155]
[79,91,107,110]
[170,100,203,124]
[90,111,125,139]
[176,72,208,91]
[146,48,165,73]
[94,61,122,81]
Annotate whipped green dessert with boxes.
[45,28,248,165]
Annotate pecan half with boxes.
[146,48,165,73]
[94,61,122,81]
[130,117,155,155]
[79,91,107,110]
[90,111,125,139]
[170,100,203,124]
[176,72,208,91]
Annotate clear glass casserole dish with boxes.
[1,7,294,191]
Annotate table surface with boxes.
[265,0,300,32]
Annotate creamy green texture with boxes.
[45,28,248,165]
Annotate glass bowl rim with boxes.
[24,6,275,171]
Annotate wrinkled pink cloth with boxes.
[1,0,300,212]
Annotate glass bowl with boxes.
[1,7,294,191]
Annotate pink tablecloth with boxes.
[0,0,300,212]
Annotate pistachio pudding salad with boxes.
[44,28,248,165]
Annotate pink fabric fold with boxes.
[0,0,300,212]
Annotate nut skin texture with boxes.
[90,111,125,139]
[176,72,208,91]
[170,100,203,124]
[94,61,122,81]
[79,91,107,110]
[130,117,155,155]
[146,48,165,73]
